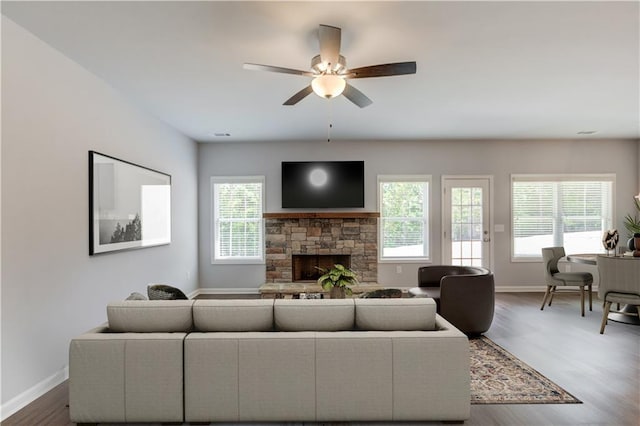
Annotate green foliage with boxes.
[624,197,640,237]
[316,264,358,295]
[216,182,262,257]
[381,181,427,248]
[381,182,424,217]
[110,213,142,243]
[217,183,262,219]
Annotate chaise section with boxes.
[69,327,125,423]
[69,330,186,423]
[391,315,470,421]
[69,300,193,424]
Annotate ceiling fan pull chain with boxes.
[327,101,333,142]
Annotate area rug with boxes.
[470,336,581,404]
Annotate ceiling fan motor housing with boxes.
[311,54,347,74]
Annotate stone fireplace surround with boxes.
[264,212,378,283]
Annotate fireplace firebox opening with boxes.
[292,254,351,282]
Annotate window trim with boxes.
[510,173,616,262]
[211,176,265,265]
[377,175,432,263]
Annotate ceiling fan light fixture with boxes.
[311,74,346,99]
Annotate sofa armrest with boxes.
[440,273,495,335]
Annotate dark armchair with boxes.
[409,265,495,336]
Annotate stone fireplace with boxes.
[264,213,378,283]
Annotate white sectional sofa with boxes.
[69,298,470,424]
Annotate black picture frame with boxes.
[89,151,171,255]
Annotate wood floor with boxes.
[3,292,639,426]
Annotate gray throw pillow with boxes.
[125,292,147,300]
[147,284,188,300]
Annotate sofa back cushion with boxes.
[274,299,355,331]
[107,300,194,332]
[354,298,437,331]
[193,299,274,331]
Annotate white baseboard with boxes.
[0,365,68,421]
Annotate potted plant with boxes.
[624,196,640,250]
[316,264,359,299]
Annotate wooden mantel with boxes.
[263,212,379,219]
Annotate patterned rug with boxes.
[470,336,581,404]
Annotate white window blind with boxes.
[512,175,614,259]
[379,176,430,260]
[212,177,264,263]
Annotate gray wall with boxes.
[1,18,198,411]
[198,139,638,290]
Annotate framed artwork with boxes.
[89,151,171,255]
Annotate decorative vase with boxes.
[628,237,636,251]
[330,287,346,299]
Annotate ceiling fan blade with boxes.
[342,83,373,108]
[319,24,341,69]
[243,63,314,77]
[283,85,314,106]
[345,61,417,79]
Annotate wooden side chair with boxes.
[541,247,593,316]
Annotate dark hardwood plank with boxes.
[3,292,638,425]
[1,380,72,425]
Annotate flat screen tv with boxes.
[282,161,364,208]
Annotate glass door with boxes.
[442,177,492,268]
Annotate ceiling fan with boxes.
[243,24,417,108]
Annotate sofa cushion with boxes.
[354,298,437,331]
[107,300,194,332]
[193,300,274,332]
[125,292,147,300]
[274,299,355,331]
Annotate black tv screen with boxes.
[282,161,365,208]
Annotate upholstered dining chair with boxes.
[596,254,640,334]
[541,247,593,316]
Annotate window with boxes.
[511,174,615,260]
[211,176,264,264]
[378,175,431,261]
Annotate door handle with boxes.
[483,230,490,242]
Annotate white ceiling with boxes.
[2,1,639,143]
